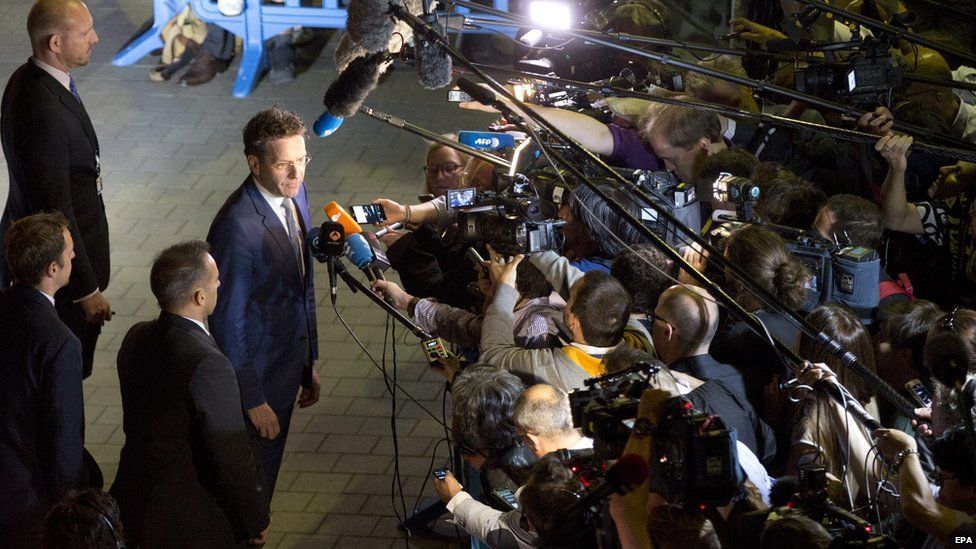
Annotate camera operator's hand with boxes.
[854,106,895,136]
[371,280,414,311]
[677,244,708,286]
[637,387,674,425]
[487,245,523,289]
[872,427,918,461]
[930,161,976,199]
[434,471,463,503]
[372,198,407,225]
[729,17,787,45]
[876,134,913,172]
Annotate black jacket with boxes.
[0,285,86,547]
[111,312,269,548]
[0,59,110,299]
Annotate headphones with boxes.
[78,498,125,549]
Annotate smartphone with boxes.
[350,204,387,224]
[466,247,486,267]
[490,488,520,511]
[905,379,933,408]
[434,466,450,480]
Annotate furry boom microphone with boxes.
[314,0,452,136]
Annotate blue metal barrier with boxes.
[113,0,514,98]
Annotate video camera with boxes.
[794,38,904,108]
[712,172,760,222]
[708,221,881,320]
[447,181,562,255]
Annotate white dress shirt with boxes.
[254,180,293,235]
[181,316,210,336]
[31,57,71,91]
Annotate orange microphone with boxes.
[323,201,362,236]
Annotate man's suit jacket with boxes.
[670,353,749,406]
[207,177,318,411]
[110,312,269,548]
[0,284,85,546]
[0,59,110,300]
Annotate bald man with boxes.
[651,285,748,403]
[897,46,976,144]
[514,384,592,458]
[0,0,111,379]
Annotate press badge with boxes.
[95,154,103,195]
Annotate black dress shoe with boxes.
[179,50,229,86]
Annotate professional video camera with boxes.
[708,220,881,319]
[741,468,895,546]
[712,172,760,222]
[794,37,904,108]
[446,179,562,255]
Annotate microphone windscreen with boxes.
[345,0,397,54]
[323,52,388,118]
[416,31,453,89]
[313,112,344,137]
[323,201,363,236]
[346,233,375,268]
[606,453,649,493]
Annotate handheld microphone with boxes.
[347,232,380,281]
[309,221,346,303]
[561,454,649,519]
[323,201,364,236]
[375,222,404,238]
[456,77,503,111]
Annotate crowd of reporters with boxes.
[363,2,976,544]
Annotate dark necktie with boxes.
[281,199,305,280]
[69,75,82,103]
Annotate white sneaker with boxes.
[217,0,245,16]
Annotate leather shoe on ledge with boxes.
[179,51,228,87]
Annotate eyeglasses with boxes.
[423,163,464,176]
[271,155,312,171]
[647,311,670,326]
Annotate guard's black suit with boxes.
[0,284,87,548]
[0,59,110,377]
[110,312,269,548]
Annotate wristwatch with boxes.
[632,417,656,438]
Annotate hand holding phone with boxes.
[350,204,388,224]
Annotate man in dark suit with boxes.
[0,0,112,379]
[0,212,87,547]
[207,107,321,498]
[111,241,271,548]
[651,284,749,404]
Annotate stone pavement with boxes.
[0,1,494,546]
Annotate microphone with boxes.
[562,453,649,518]
[347,232,382,281]
[415,20,453,89]
[309,221,345,303]
[456,77,503,111]
[314,51,391,136]
[374,222,403,238]
[925,330,973,388]
[323,201,363,236]
[344,0,400,55]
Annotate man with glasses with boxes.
[207,106,320,499]
[0,0,111,379]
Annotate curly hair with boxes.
[724,224,808,310]
[450,364,524,452]
[242,106,307,157]
[520,455,595,548]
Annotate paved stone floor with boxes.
[0,0,494,546]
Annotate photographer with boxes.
[479,248,634,391]
[371,259,562,350]
[873,426,976,546]
[878,133,976,307]
[514,384,593,458]
[434,364,535,548]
